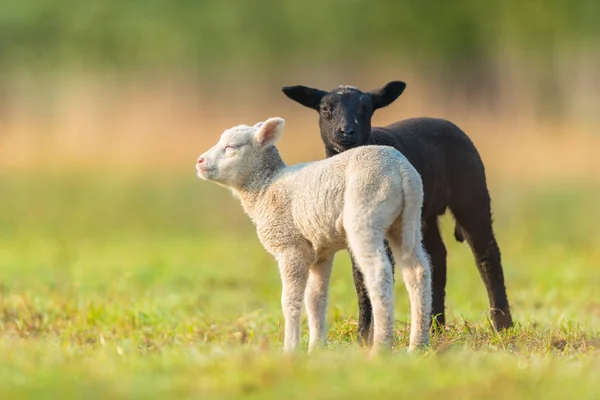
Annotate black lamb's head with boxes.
[282,81,406,154]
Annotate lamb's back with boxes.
[289,146,408,247]
[284,145,404,212]
[371,118,488,217]
[255,147,409,258]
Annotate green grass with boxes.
[0,172,599,399]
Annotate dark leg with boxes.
[384,240,396,281]
[351,256,373,346]
[423,217,448,329]
[451,204,513,330]
[351,240,395,346]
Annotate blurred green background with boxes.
[1,0,599,173]
[2,0,598,69]
[0,1,599,398]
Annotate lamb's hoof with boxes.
[492,312,513,331]
[307,342,327,354]
[282,344,301,357]
[357,323,374,347]
[430,316,446,334]
[357,335,372,348]
[407,341,429,354]
[368,341,393,358]
[368,347,387,358]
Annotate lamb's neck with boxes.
[232,148,286,220]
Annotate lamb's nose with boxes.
[197,157,204,164]
[341,127,354,136]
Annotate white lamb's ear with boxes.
[253,121,264,129]
[254,117,285,148]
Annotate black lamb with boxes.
[282,81,512,344]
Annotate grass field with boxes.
[0,169,598,399]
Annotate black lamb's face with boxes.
[317,87,374,152]
[282,81,407,156]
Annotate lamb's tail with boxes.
[399,165,424,257]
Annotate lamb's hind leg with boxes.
[387,226,432,350]
[352,241,395,347]
[346,231,395,354]
[450,200,512,331]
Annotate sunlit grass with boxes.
[0,172,598,399]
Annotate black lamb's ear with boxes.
[282,85,328,110]
[368,81,406,110]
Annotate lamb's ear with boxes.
[254,118,285,148]
[368,81,406,110]
[282,85,328,110]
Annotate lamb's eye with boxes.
[320,105,333,118]
[224,145,238,153]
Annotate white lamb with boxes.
[196,117,432,354]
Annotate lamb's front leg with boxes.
[305,257,333,352]
[278,253,310,353]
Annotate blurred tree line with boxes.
[0,0,597,72]
[0,0,598,125]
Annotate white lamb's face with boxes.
[196,125,255,185]
[196,118,285,188]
